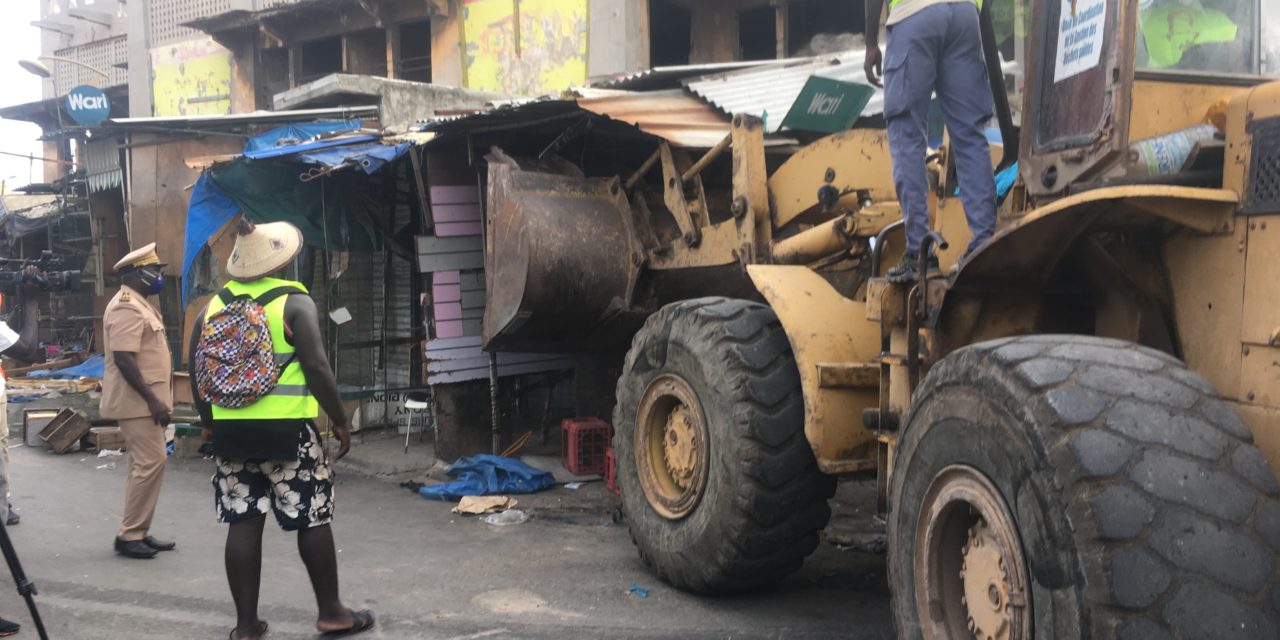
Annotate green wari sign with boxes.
[782,76,876,134]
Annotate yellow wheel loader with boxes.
[477,0,1280,635]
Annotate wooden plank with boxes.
[462,318,483,336]
[435,302,463,321]
[427,358,576,385]
[427,352,573,373]
[432,283,462,303]
[419,251,483,273]
[436,221,483,237]
[434,320,465,339]
[431,203,482,222]
[417,235,483,254]
[461,290,486,309]
[459,271,485,291]
[434,270,461,285]
[429,185,479,205]
[461,307,483,320]
[417,235,485,272]
[426,335,483,350]
[424,344,485,361]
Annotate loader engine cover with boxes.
[483,156,642,352]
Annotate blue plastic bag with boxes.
[418,454,556,501]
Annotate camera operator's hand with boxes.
[147,397,171,427]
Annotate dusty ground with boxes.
[0,429,893,639]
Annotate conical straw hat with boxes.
[226,219,304,281]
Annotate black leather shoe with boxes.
[5,511,18,527]
[114,537,158,559]
[142,535,176,551]
[0,615,20,636]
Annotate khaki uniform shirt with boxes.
[100,285,173,420]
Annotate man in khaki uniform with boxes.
[101,243,176,559]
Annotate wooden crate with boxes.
[171,371,193,406]
[88,426,126,452]
[22,409,61,447]
[38,409,92,454]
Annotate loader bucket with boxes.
[483,157,642,352]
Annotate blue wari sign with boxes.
[63,85,110,126]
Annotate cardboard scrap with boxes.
[452,495,518,515]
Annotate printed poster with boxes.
[1053,0,1106,82]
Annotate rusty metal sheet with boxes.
[748,265,881,473]
[482,156,643,352]
[574,89,734,149]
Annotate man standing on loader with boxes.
[863,0,997,280]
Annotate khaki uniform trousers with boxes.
[118,417,166,541]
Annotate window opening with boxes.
[649,0,692,67]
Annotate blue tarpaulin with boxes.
[26,353,105,379]
[296,141,411,175]
[418,455,557,501]
[242,135,380,161]
[182,136,414,305]
[243,120,363,153]
[181,174,240,306]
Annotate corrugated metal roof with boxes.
[590,61,791,91]
[83,138,123,194]
[684,51,884,133]
[574,89,733,148]
[0,195,59,219]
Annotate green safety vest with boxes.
[1140,5,1238,69]
[207,277,318,423]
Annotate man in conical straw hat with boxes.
[190,217,373,639]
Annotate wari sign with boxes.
[782,76,876,134]
[1053,0,1107,82]
[64,85,110,126]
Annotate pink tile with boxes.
[433,270,461,285]
[430,186,478,205]
[432,204,482,223]
[432,283,461,302]
[434,302,463,321]
[434,320,464,338]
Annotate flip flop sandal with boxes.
[228,620,268,639]
[321,609,375,637]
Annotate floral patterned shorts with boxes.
[212,423,334,531]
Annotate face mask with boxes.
[138,268,165,296]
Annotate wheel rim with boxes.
[634,374,710,520]
[914,465,1031,640]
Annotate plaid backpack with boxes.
[194,286,304,409]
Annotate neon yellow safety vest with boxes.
[889,0,985,12]
[207,277,319,423]
[1140,5,1238,69]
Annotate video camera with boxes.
[0,251,82,293]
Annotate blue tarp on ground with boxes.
[418,454,557,501]
[26,353,105,379]
[243,120,363,153]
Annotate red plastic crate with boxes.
[561,417,612,476]
[604,448,619,495]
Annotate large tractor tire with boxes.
[889,335,1280,639]
[613,297,835,594]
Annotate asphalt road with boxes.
[0,436,893,639]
